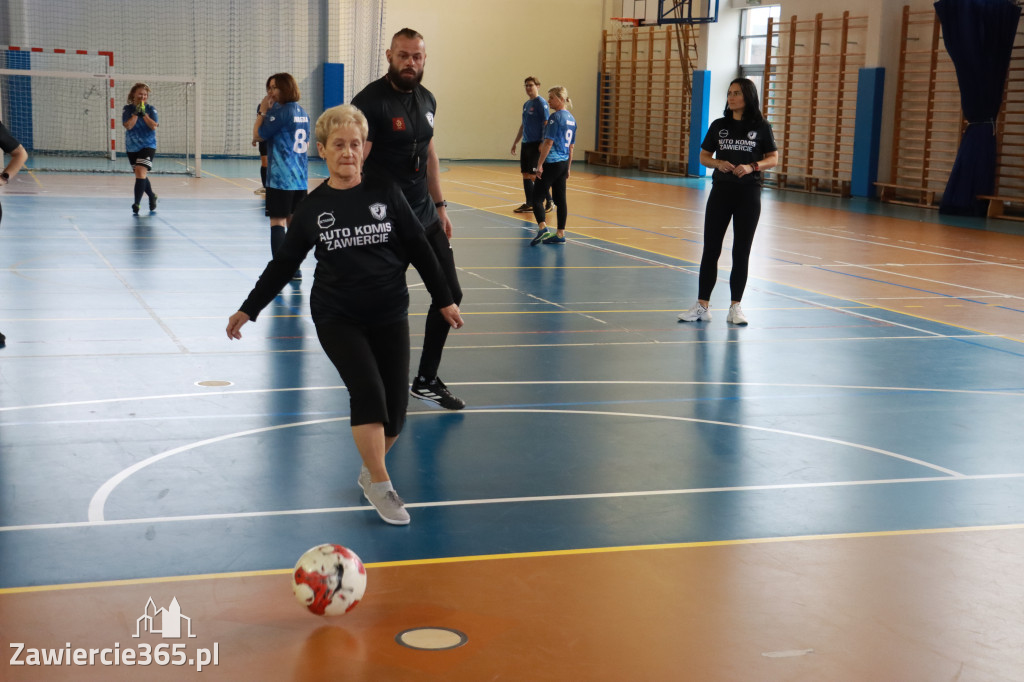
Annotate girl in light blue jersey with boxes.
[529,86,577,245]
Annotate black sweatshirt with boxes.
[238,177,453,325]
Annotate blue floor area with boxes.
[2,188,1024,588]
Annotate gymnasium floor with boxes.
[1,160,1024,681]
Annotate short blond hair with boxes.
[315,104,369,145]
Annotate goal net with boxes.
[0,68,200,175]
[1,0,389,170]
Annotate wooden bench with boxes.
[874,182,939,208]
[767,170,852,198]
[978,195,1024,221]
[585,149,634,169]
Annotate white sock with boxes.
[369,480,394,494]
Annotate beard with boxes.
[386,63,423,91]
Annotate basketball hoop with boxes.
[610,16,641,36]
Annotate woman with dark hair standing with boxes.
[678,78,778,325]
[253,72,310,273]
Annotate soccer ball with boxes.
[291,544,367,616]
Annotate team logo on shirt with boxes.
[317,211,336,229]
[719,128,729,138]
[425,112,434,127]
[369,203,387,221]
[392,117,406,131]
[748,131,757,140]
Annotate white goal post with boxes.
[0,69,202,176]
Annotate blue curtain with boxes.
[934,0,1021,216]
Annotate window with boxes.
[739,5,781,95]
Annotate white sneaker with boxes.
[727,303,748,325]
[364,482,410,525]
[357,466,371,493]
[678,302,712,322]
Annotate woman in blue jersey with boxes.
[122,83,159,215]
[529,86,577,246]
[510,76,552,214]
[253,72,310,276]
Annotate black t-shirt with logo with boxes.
[238,178,452,325]
[701,116,777,186]
[351,76,437,225]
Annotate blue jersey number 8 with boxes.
[293,129,309,154]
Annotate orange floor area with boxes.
[4,528,1024,681]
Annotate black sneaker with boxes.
[132,203,140,215]
[149,194,158,212]
[544,200,554,213]
[410,376,465,410]
[0,331,5,348]
[513,203,532,213]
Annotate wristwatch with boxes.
[434,200,447,208]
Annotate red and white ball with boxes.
[291,544,367,616]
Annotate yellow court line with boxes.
[24,169,44,188]
[5,522,1024,595]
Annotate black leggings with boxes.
[532,160,568,228]
[698,181,763,302]
[417,222,463,379]
[316,317,410,437]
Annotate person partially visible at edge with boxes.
[0,119,28,348]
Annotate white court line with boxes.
[83,407,967,524]
[766,291,952,338]
[68,220,189,353]
[833,260,1024,302]
[4,380,1022,415]
[774,223,1024,270]
[8,473,1024,534]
